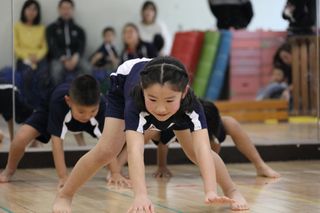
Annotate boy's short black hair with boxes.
[58,0,74,8]
[69,74,100,106]
[103,27,115,36]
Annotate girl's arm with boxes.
[126,130,154,213]
[191,129,217,194]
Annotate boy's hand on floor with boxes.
[153,166,172,178]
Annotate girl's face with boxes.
[123,26,139,46]
[142,6,156,24]
[143,83,184,121]
[24,4,38,23]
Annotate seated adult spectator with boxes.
[208,0,254,30]
[14,0,48,108]
[282,0,316,36]
[46,0,91,86]
[120,23,158,63]
[137,1,172,55]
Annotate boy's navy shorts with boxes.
[25,109,51,143]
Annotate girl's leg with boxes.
[175,130,248,210]
[53,117,126,213]
[0,125,40,182]
[222,116,280,178]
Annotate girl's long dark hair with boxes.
[131,56,197,113]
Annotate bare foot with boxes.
[0,130,4,143]
[0,169,15,183]
[226,189,249,211]
[52,193,72,213]
[256,163,280,178]
[29,140,43,148]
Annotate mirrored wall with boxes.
[0,0,319,154]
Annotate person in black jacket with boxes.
[46,0,91,86]
[282,0,316,36]
[208,0,254,30]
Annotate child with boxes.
[90,27,119,70]
[256,66,289,100]
[151,99,280,178]
[0,81,34,142]
[53,57,248,213]
[0,75,107,188]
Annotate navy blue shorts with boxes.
[152,118,226,145]
[105,75,126,119]
[25,109,51,143]
[0,88,13,121]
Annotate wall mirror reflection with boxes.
[0,0,319,164]
[0,0,14,149]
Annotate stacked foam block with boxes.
[171,30,287,100]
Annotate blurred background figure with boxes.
[14,0,48,108]
[137,1,172,55]
[282,0,316,36]
[120,23,158,63]
[208,0,254,30]
[46,0,91,86]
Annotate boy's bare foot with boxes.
[153,166,172,178]
[0,130,4,143]
[52,193,72,213]
[256,163,280,178]
[29,140,43,148]
[226,189,249,211]
[0,169,15,183]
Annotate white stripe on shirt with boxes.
[186,111,202,131]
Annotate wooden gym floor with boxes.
[0,161,320,213]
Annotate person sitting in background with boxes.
[46,0,91,86]
[90,27,119,71]
[208,0,254,30]
[137,1,172,55]
[14,0,48,108]
[90,27,119,94]
[120,23,158,63]
[282,0,316,36]
[257,42,292,101]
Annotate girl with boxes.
[52,56,247,213]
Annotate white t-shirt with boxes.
[137,20,172,56]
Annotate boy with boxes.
[0,75,107,188]
[90,27,119,70]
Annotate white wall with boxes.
[1,0,288,68]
